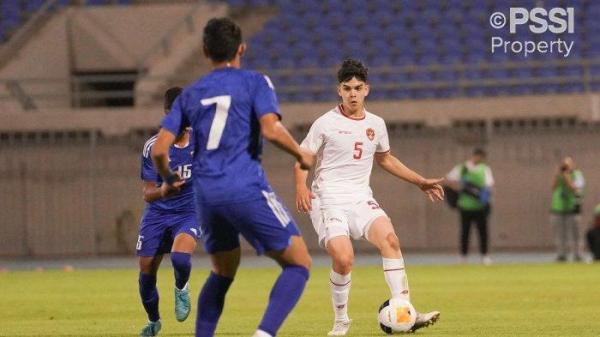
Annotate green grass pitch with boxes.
[1,263,599,336]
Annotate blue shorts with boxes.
[200,191,300,255]
[136,210,200,257]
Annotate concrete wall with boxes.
[1,124,599,257]
[0,13,71,109]
[70,3,197,71]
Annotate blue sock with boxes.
[196,272,233,337]
[258,265,309,336]
[171,252,192,289]
[139,272,160,322]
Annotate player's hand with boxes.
[298,147,316,170]
[419,177,445,202]
[296,185,315,213]
[160,174,184,198]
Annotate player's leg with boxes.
[310,201,353,336]
[170,233,196,322]
[223,191,310,337]
[196,248,240,337]
[366,216,408,300]
[139,256,163,337]
[367,215,440,332]
[170,215,200,322]
[324,236,354,336]
[195,207,240,337]
[256,235,311,337]
[136,217,169,337]
[171,233,196,289]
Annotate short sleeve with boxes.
[140,148,160,182]
[300,119,324,152]
[161,94,189,136]
[253,74,281,120]
[446,165,462,182]
[376,120,390,153]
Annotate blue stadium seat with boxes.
[230,0,593,101]
[26,0,46,12]
[1,1,21,27]
[86,0,109,5]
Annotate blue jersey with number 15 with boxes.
[141,134,195,213]
[161,68,280,206]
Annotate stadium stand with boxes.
[221,0,600,101]
[1,0,598,107]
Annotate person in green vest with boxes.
[586,204,600,261]
[551,156,585,262]
[446,148,494,265]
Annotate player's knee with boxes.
[139,258,159,275]
[212,264,237,279]
[293,254,312,270]
[333,253,354,273]
[212,260,240,278]
[383,233,401,252]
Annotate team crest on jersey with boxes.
[366,128,375,141]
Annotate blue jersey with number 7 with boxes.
[160,67,280,206]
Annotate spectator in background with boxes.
[585,204,600,261]
[550,156,585,262]
[446,148,494,265]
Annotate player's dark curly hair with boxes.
[337,58,368,83]
[203,17,242,62]
[164,86,182,111]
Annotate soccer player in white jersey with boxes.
[294,59,444,336]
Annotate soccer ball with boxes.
[377,298,417,334]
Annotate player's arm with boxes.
[294,162,315,212]
[260,113,314,169]
[142,181,162,202]
[142,180,186,202]
[151,128,183,197]
[375,152,445,202]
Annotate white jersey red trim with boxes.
[300,105,390,207]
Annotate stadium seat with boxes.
[226,0,594,101]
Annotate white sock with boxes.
[382,257,410,301]
[252,329,272,337]
[330,270,351,321]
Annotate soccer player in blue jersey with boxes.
[137,87,199,337]
[151,18,315,337]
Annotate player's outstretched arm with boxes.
[151,128,183,197]
[260,113,315,169]
[294,162,315,212]
[375,152,445,202]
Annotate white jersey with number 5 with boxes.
[300,105,390,207]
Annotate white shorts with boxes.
[309,196,388,248]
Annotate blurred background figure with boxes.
[585,204,600,262]
[445,148,494,265]
[550,157,585,262]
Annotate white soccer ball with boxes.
[377,298,417,334]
